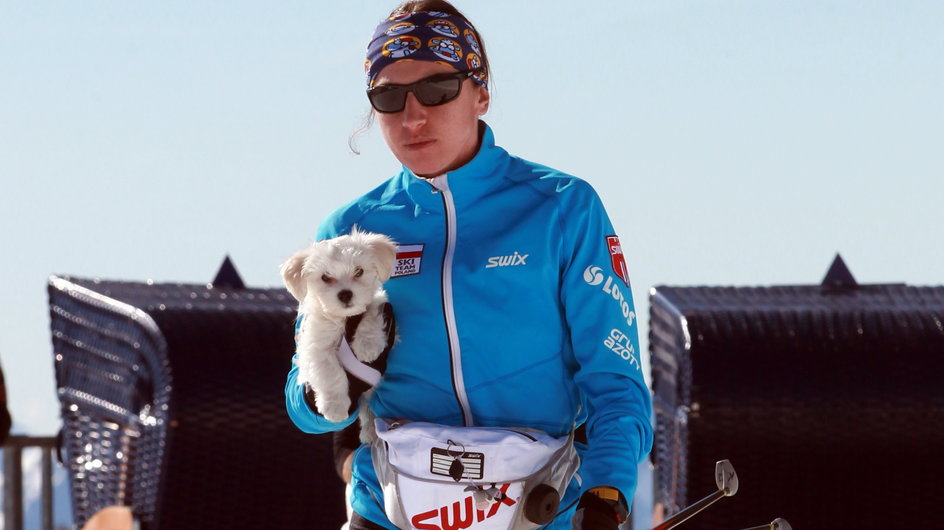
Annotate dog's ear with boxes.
[360,231,398,283]
[280,247,310,302]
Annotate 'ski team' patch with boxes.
[392,244,424,278]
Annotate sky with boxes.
[1,1,942,521]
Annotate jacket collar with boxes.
[399,122,510,210]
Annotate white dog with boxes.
[281,228,397,428]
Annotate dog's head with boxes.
[281,228,397,317]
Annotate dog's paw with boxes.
[316,395,352,423]
[351,333,386,363]
[350,308,389,363]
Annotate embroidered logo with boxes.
[583,264,637,328]
[392,244,424,278]
[485,251,528,269]
[606,235,629,287]
[583,265,604,286]
[604,328,641,369]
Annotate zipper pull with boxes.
[465,484,501,510]
[448,458,465,481]
[445,439,466,482]
[473,487,492,510]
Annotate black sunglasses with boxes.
[367,69,482,114]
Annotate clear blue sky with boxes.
[2,0,942,439]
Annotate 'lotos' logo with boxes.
[583,265,604,286]
[584,264,637,328]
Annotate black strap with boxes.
[343,303,395,412]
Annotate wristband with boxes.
[586,486,629,524]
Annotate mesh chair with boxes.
[48,273,346,529]
[649,257,944,529]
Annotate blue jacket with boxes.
[286,124,652,529]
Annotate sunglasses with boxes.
[367,69,482,114]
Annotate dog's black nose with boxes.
[337,290,353,304]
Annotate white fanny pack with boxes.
[371,419,580,530]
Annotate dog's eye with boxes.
[321,274,334,284]
[354,267,364,279]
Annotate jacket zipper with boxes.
[430,175,474,427]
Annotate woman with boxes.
[286,2,652,529]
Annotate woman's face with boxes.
[373,60,490,178]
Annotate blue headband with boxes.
[364,11,488,90]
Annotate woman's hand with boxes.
[572,486,628,530]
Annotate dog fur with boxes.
[281,228,397,434]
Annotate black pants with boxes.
[349,512,388,530]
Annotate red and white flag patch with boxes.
[392,244,424,278]
[606,235,629,287]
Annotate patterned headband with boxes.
[364,11,488,89]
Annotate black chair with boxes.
[649,256,944,529]
[48,270,346,529]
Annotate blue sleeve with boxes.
[285,355,358,433]
[314,218,337,242]
[558,180,654,506]
[315,204,359,241]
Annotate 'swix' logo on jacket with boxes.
[485,251,528,269]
